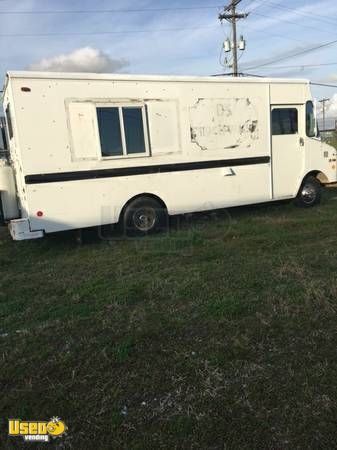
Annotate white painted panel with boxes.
[68,102,99,160]
[9,77,271,173]
[146,101,181,155]
[26,162,272,233]
[270,84,306,105]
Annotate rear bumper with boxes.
[9,218,43,241]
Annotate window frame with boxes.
[271,107,299,136]
[96,103,150,160]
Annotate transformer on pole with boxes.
[219,0,249,76]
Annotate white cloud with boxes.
[28,47,129,73]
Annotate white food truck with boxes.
[0,71,336,241]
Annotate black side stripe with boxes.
[25,156,270,185]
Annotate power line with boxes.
[0,25,219,38]
[244,21,307,44]
[247,0,270,13]
[265,0,337,27]
[244,38,337,70]
[0,5,224,14]
[254,62,337,70]
[244,6,334,46]
[311,82,337,89]
[253,11,334,34]
[244,1,337,46]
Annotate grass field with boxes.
[2,189,337,449]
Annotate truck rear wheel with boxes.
[122,196,167,236]
[295,176,321,207]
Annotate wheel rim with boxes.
[301,183,316,204]
[133,207,156,232]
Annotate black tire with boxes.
[295,176,321,208]
[122,196,167,236]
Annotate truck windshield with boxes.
[306,101,316,138]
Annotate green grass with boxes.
[2,189,337,449]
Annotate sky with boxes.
[1,0,337,116]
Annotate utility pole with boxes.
[319,98,329,131]
[219,0,249,76]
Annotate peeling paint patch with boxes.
[190,127,207,150]
[224,145,239,149]
[189,98,260,151]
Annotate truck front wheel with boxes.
[295,176,321,207]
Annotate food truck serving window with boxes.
[97,106,147,158]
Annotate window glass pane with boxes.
[272,108,298,135]
[306,101,316,137]
[122,107,146,154]
[97,107,123,157]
